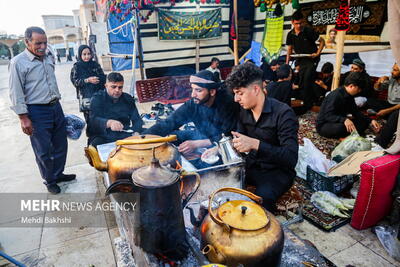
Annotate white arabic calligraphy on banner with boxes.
[309,5,368,26]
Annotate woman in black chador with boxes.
[70,45,106,122]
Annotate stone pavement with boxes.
[0,61,399,267]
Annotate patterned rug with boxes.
[297,111,341,158]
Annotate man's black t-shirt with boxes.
[286,26,319,55]
[267,80,292,107]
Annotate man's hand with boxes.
[178,140,199,155]
[106,119,124,131]
[376,108,391,118]
[231,131,260,153]
[19,114,33,136]
[370,120,381,133]
[374,76,389,90]
[310,52,319,58]
[344,118,357,133]
[87,76,100,84]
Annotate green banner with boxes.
[261,7,285,63]
[158,9,222,40]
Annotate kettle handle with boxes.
[180,171,201,208]
[115,135,177,146]
[208,187,263,230]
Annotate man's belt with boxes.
[48,98,59,105]
[31,99,59,106]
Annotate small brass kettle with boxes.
[201,188,284,267]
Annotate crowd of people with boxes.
[8,11,399,215]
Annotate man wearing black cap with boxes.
[340,58,373,98]
[286,10,325,109]
[143,70,239,164]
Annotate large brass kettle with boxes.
[201,188,284,267]
[84,135,179,183]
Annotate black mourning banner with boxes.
[300,0,387,36]
[229,0,255,60]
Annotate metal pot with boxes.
[216,134,243,164]
[201,187,284,267]
[131,156,201,259]
[85,135,179,183]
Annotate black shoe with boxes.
[47,184,61,194]
[56,173,76,183]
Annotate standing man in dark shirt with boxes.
[317,72,381,139]
[88,72,143,147]
[266,64,293,106]
[286,10,325,109]
[144,70,239,160]
[225,63,299,212]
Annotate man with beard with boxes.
[88,72,143,147]
[143,70,239,165]
[225,63,299,211]
[366,63,400,118]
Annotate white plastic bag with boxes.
[354,96,367,107]
[375,225,400,261]
[295,138,336,179]
[331,131,372,162]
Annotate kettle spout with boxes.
[202,245,226,264]
[186,206,201,227]
[84,146,108,171]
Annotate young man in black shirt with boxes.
[88,72,144,147]
[225,63,299,212]
[314,62,334,105]
[340,58,374,98]
[286,10,325,109]
[317,72,381,139]
[266,64,293,106]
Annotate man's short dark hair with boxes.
[25,27,46,41]
[277,64,292,80]
[107,72,124,83]
[321,62,334,74]
[211,57,220,63]
[291,10,303,21]
[344,72,365,88]
[270,59,279,66]
[225,62,263,90]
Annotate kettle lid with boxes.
[217,200,269,230]
[131,157,179,188]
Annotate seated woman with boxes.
[70,45,106,122]
[317,72,381,139]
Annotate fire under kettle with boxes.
[131,154,201,260]
[201,187,284,267]
[216,134,243,164]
